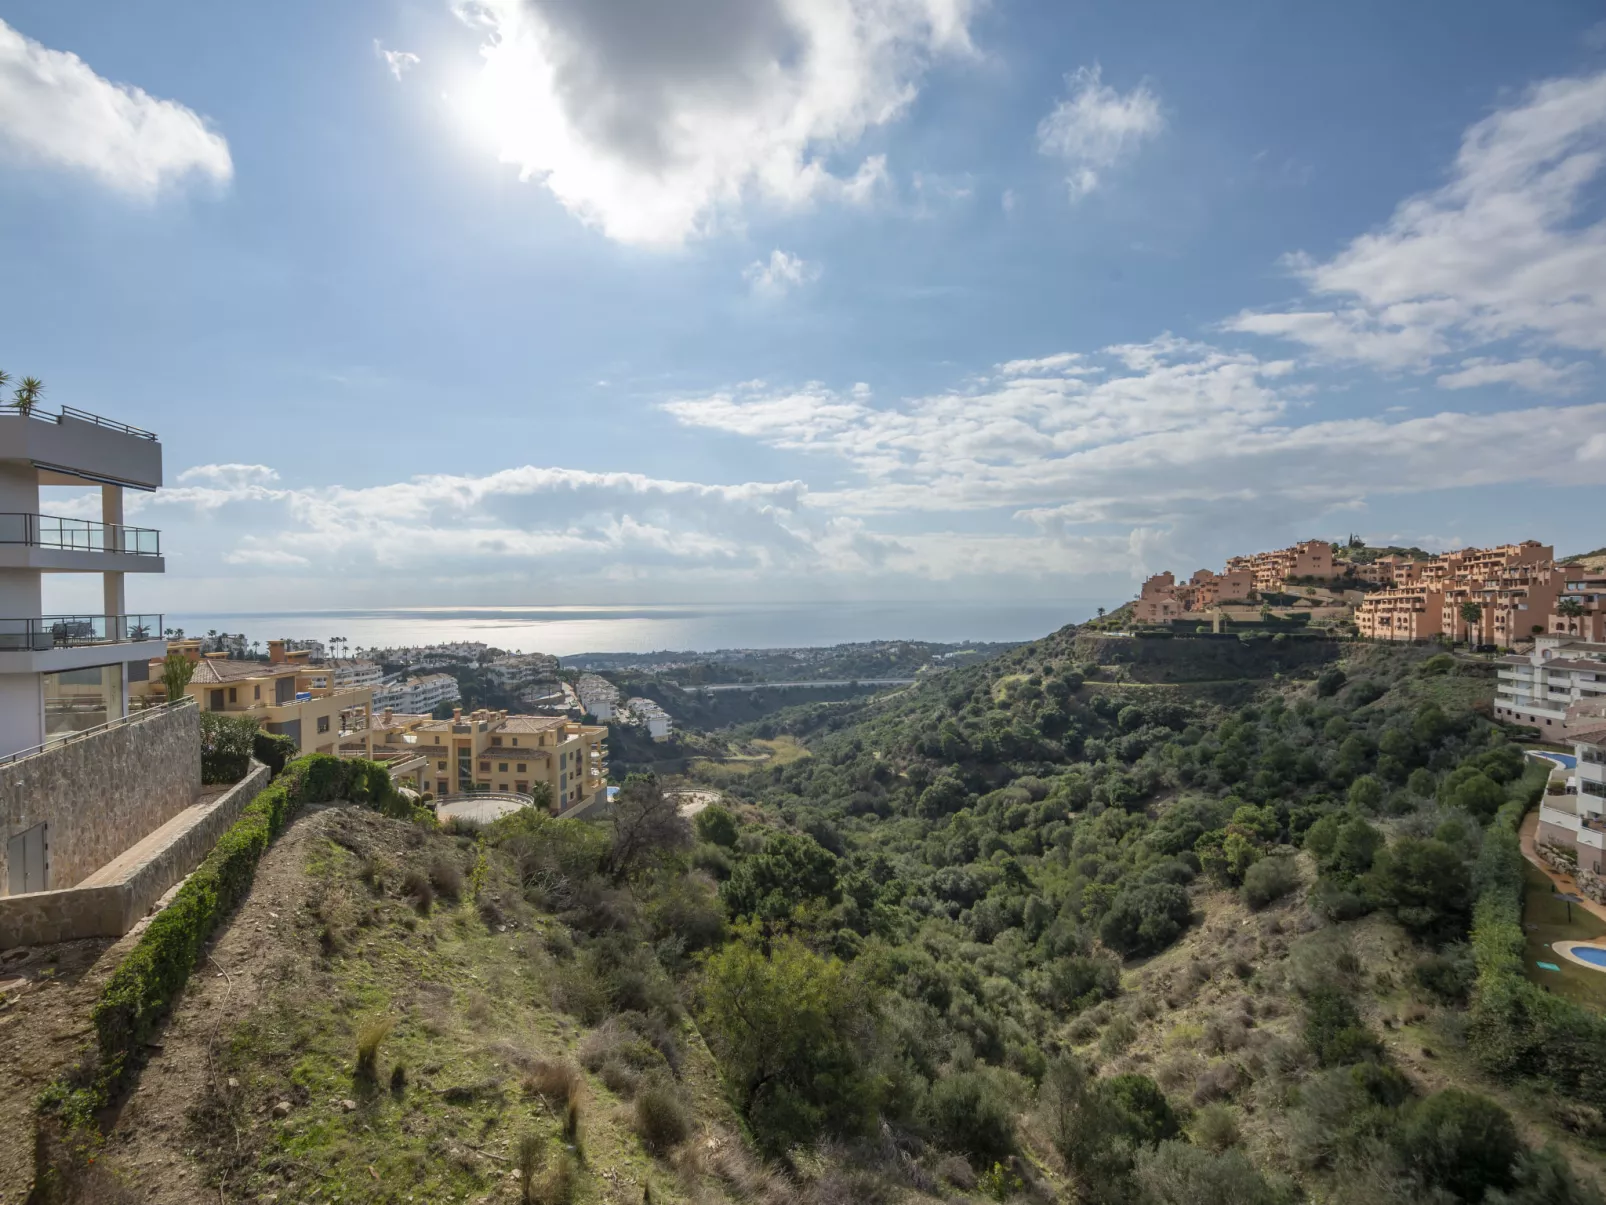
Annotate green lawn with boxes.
[1520,859,1606,1011]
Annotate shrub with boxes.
[252,730,298,776]
[402,867,434,913]
[693,805,739,848]
[428,856,464,900]
[1099,881,1192,957]
[1316,667,1346,697]
[1134,1141,1290,1205]
[922,1068,1018,1164]
[523,1059,583,1109]
[1413,945,1476,1005]
[516,1131,545,1204]
[1241,856,1299,909]
[1303,985,1381,1067]
[1190,1102,1241,1152]
[1364,837,1472,942]
[1396,1089,1521,1201]
[199,711,258,783]
[354,1017,394,1081]
[632,1076,692,1154]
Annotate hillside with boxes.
[17,626,1606,1205]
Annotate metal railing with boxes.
[0,696,195,767]
[0,513,159,556]
[1,403,157,440]
[0,613,163,651]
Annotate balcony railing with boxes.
[0,696,194,767]
[0,513,159,556]
[0,613,163,651]
[2,402,157,441]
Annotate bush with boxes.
[1190,1102,1241,1152]
[1135,1141,1290,1205]
[199,711,258,783]
[252,730,298,776]
[693,805,739,848]
[632,1076,692,1154]
[1364,837,1472,942]
[354,1017,394,1081]
[1303,985,1381,1067]
[71,754,405,1114]
[1397,1089,1521,1201]
[1316,667,1347,698]
[1099,881,1193,957]
[1413,945,1476,1005]
[1241,856,1299,909]
[923,1070,1018,1163]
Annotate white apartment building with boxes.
[577,673,619,721]
[373,672,461,714]
[626,696,673,741]
[1536,726,1606,878]
[1494,636,1606,732]
[0,403,168,757]
[297,659,385,693]
[283,638,326,660]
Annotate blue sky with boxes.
[2,0,1605,616]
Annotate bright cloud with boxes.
[0,18,231,196]
[743,249,821,297]
[1036,64,1163,198]
[1229,70,1606,372]
[451,0,971,244]
[1435,357,1590,394]
[374,40,421,80]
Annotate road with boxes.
[679,678,918,693]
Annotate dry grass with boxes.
[428,856,464,900]
[632,1076,692,1155]
[522,1058,584,1110]
[353,1017,394,1082]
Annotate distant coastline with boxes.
[162,599,1107,658]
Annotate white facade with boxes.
[577,673,619,721]
[1495,637,1606,732]
[625,696,673,741]
[373,672,460,714]
[0,406,168,758]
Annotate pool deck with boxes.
[1554,940,1606,971]
[1519,809,1606,928]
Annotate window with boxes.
[512,738,520,746]
[209,689,225,711]
[491,736,502,746]
[254,685,261,700]
[498,783,508,792]
[228,687,237,703]
[516,781,527,792]
[479,760,490,772]
[498,762,508,773]
[516,763,526,773]
[1585,781,1606,799]
[317,715,330,734]
[438,760,447,770]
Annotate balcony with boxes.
[0,512,164,575]
[0,613,162,650]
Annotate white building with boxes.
[1495,636,1606,733]
[488,652,560,690]
[298,659,385,693]
[626,696,673,741]
[577,673,619,721]
[283,638,326,661]
[1536,723,1606,879]
[373,672,460,715]
[0,402,168,757]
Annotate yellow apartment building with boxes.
[181,655,374,756]
[1358,541,1559,644]
[1356,585,1446,641]
[361,707,608,813]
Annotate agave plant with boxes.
[12,377,43,416]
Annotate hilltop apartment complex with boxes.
[1355,541,1559,644]
[360,706,608,812]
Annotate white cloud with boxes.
[1435,357,1590,394]
[0,18,231,196]
[224,547,311,568]
[1035,64,1163,198]
[663,339,1606,525]
[450,0,972,244]
[374,40,421,80]
[1229,70,1606,376]
[743,249,821,297]
[177,463,281,486]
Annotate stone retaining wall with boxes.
[0,761,269,947]
[1536,838,1606,905]
[0,702,201,891]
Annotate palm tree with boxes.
[1459,601,1482,646]
[0,370,10,396]
[1558,598,1585,618]
[13,377,44,416]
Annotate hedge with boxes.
[1467,763,1606,1107]
[43,753,423,1124]
[252,730,299,777]
[199,711,258,784]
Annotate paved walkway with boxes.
[1518,809,1606,927]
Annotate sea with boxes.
[163,600,1105,658]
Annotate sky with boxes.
[2,0,1606,619]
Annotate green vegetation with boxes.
[198,710,259,783]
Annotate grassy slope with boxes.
[94,806,746,1205]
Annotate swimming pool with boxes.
[1573,946,1606,967]
[1528,751,1578,770]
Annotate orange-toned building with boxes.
[1545,572,1606,643]
[1357,541,1558,644]
[1133,572,1187,623]
[1227,540,1339,593]
[1354,555,1425,587]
